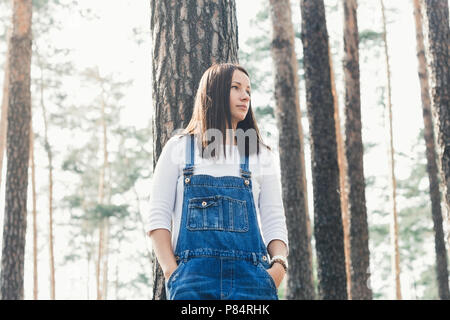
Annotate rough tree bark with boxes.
[420,0,450,253]
[413,0,449,300]
[299,0,348,300]
[343,0,372,300]
[329,43,351,299]
[0,0,33,300]
[150,0,239,300]
[268,0,315,300]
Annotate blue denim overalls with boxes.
[165,134,278,300]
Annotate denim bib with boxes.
[165,134,278,300]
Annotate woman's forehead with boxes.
[231,70,251,87]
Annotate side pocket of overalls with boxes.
[166,260,186,294]
[257,261,278,293]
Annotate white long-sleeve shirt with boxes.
[145,134,289,255]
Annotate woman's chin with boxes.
[238,113,248,121]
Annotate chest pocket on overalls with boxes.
[187,195,249,232]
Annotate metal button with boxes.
[202,201,207,207]
[185,177,190,183]
[262,255,267,261]
[244,179,250,186]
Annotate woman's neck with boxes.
[225,124,238,145]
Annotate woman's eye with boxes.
[231,86,250,97]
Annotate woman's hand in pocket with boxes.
[267,263,286,288]
[164,262,178,281]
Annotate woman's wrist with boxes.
[272,261,286,275]
[268,262,286,288]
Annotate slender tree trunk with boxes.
[420,0,450,252]
[380,0,402,300]
[299,0,347,300]
[84,214,91,299]
[81,195,91,300]
[115,256,119,299]
[86,249,91,300]
[96,211,104,299]
[37,51,56,300]
[150,0,239,300]
[102,165,112,299]
[343,0,372,300]
[413,0,449,300]
[329,43,352,300]
[96,79,109,300]
[0,27,11,190]
[0,0,33,300]
[268,0,315,300]
[102,217,110,299]
[29,113,38,300]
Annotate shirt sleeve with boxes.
[258,147,289,256]
[145,136,182,234]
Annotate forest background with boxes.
[0,0,448,300]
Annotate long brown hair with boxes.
[180,63,270,159]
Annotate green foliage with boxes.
[366,129,444,299]
[62,194,83,209]
[394,132,442,299]
[417,264,439,300]
[90,203,129,220]
[254,104,274,118]
[359,30,383,44]
[61,148,86,174]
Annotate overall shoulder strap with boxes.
[239,152,251,179]
[183,134,195,177]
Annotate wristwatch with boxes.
[270,255,288,271]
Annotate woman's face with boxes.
[229,69,251,129]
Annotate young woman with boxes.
[147,63,289,300]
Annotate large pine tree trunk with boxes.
[150,0,239,300]
[413,0,449,300]
[268,0,315,300]
[0,0,33,300]
[420,0,450,252]
[329,44,352,299]
[343,0,372,300]
[299,0,347,300]
[380,0,402,300]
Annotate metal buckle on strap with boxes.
[240,169,252,178]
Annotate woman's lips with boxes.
[237,105,247,110]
